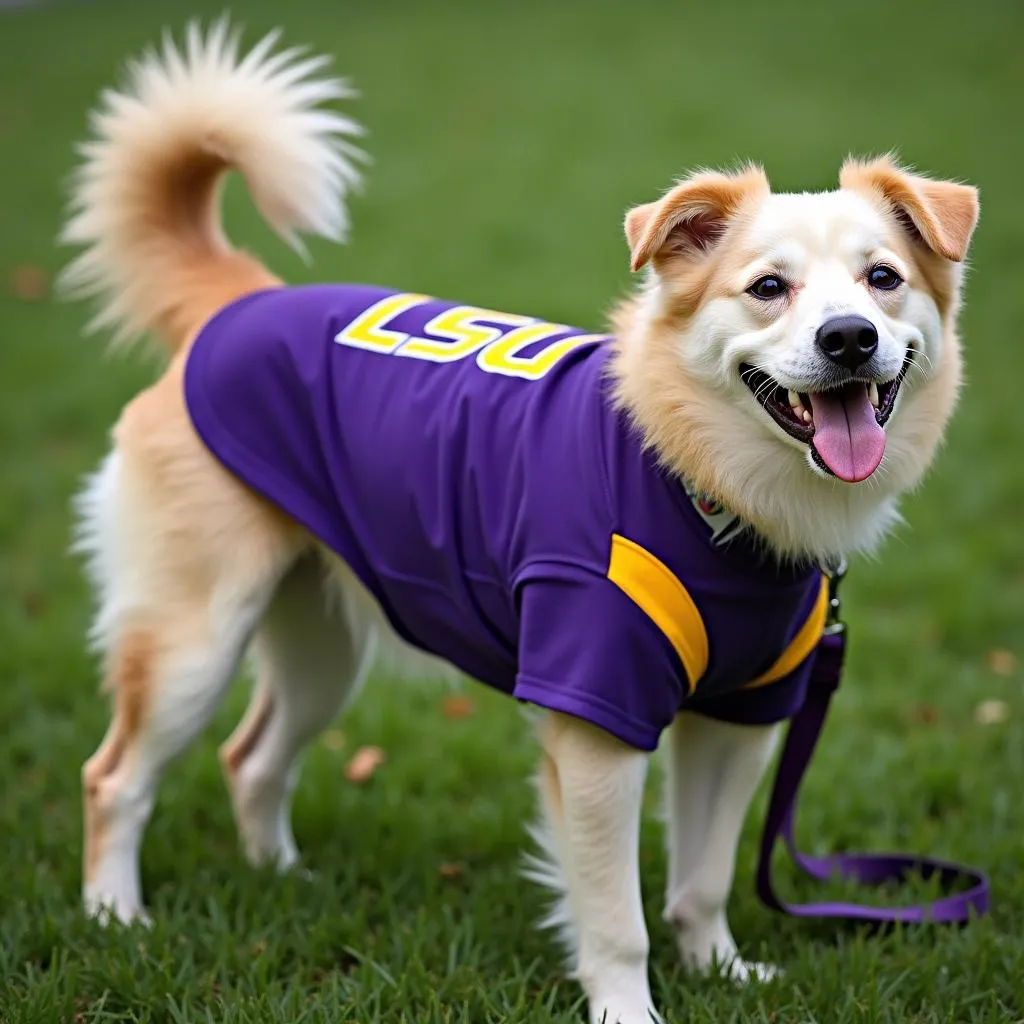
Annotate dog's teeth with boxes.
[784,389,812,426]
[868,382,880,408]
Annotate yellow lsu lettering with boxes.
[396,305,532,363]
[334,292,601,381]
[333,292,431,353]
[476,323,604,381]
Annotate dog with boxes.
[60,20,978,1024]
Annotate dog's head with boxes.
[613,156,979,562]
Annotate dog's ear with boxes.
[840,156,979,263]
[625,166,769,273]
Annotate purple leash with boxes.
[755,562,991,924]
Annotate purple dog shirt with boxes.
[184,284,825,751]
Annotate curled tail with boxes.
[59,18,366,351]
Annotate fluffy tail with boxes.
[59,18,366,351]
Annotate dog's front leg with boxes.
[663,712,780,981]
[535,712,660,1024]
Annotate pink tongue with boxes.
[808,386,885,482]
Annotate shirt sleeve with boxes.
[512,566,688,751]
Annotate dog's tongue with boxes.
[808,385,885,483]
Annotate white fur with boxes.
[662,715,780,981]
[59,17,365,342]
[692,192,935,388]
[323,553,464,688]
[226,557,377,870]
[84,606,269,923]
[523,782,579,964]
[631,188,955,564]
[71,452,127,655]
[523,714,783,1024]
[536,718,659,1024]
[63,21,973,1024]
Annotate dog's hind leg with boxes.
[662,712,780,982]
[221,555,377,871]
[76,380,304,924]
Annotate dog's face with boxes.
[617,157,979,560]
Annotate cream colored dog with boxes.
[61,22,978,1024]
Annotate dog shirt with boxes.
[184,284,827,751]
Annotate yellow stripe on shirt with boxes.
[607,533,709,692]
[744,574,829,689]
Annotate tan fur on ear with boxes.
[840,156,979,263]
[624,202,658,261]
[625,165,770,272]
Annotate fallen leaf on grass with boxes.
[974,699,1010,725]
[986,649,1017,677]
[321,729,345,752]
[10,264,48,300]
[345,745,385,782]
[907,704,941,725]
[441,695,474,720]
[20,588,47,619]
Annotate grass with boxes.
[1,0,1024,1020]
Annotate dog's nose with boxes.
[814,315,878,372]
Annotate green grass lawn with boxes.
[2,0,1024,1021]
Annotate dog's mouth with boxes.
[739,352,912,483]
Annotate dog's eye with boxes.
[868,265,903,291]
[747,275,787,300]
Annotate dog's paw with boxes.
[84,893,152,929]
[721,957,780,985]
[593,1003,663,1019]
[589,1000,664,1024]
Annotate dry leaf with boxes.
[441,695,474,720]
[11,264,48,300]
[908,704,941,725]
[438,862,464,880]
[321,729,345,752]
[345,745,385,782]
[986,649,1017,677]
[974,699,1010,725]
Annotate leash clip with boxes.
[822,556,847,636]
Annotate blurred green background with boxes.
[1,1,1023,1021]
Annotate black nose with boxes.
[815,315,878,372]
